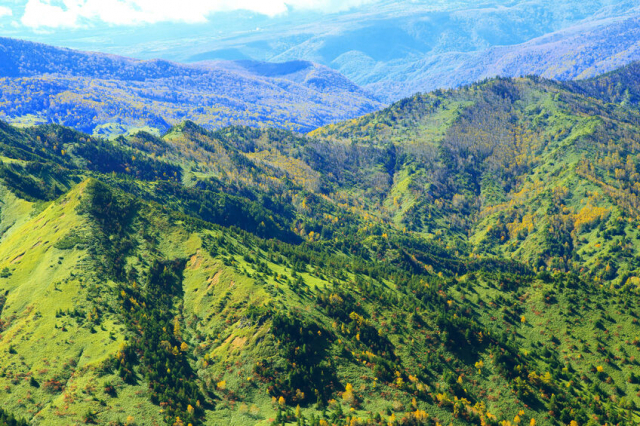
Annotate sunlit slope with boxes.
[0,178,276,425]
[2,66,640,424]
[0,180,162,425]
[312,71,640,285]
[1,177,638,426]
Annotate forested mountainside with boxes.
[2,64,640,425]
[0,38,381,137]
[312,61,640,284]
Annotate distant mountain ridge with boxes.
[368,13,640,99]
[9,1,640,102]
[0,37,382,137]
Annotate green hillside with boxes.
[1,67,640,425]
[312,67,640,286]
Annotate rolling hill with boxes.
[2,62,640,425]
[0,38,382,137]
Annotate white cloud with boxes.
[0,6,13,19]
[20,0,377,28]
[22,0,77,28]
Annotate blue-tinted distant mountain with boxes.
[16,0,640,102]
[365,12,640,99]
[0,38,381,136]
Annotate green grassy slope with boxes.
[1,66,640,425]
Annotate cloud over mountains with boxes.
[19,0,377,28]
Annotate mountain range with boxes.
[13,0,640,102]
[6,0,640,141]
[0,37,381,137]
[1,57,640,425]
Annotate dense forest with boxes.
[0,38,382,137]
[1,63,640,425]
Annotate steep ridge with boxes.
[313,65,640,284]
[0,66,640,425]
[0,38,382,137]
